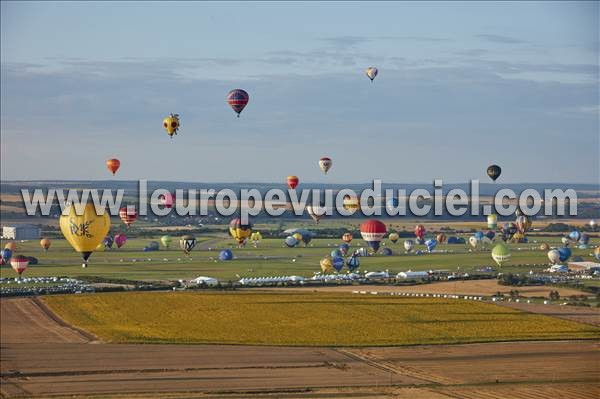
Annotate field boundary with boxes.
[30,297,98,343]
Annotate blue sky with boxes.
[1,1,598,183]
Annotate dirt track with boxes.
[1,297,599,398]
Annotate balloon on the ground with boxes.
[103,235,114,249]
[179,235,196,255]
[414,225,425,240]
[425,239,437,253]
[5,242,16,252]
[516,215,532,234]
[319,157,332,174]
[469,236,479,248]
[219,249,233,261]
[163,113,180,137]
[330,249,343,258]
[251,231,262,246]
[539,242,550,251]
[339,243,350,256]
[106,158,120,175]
[548,249,561,264]
[579,234,589,245]
[365,67,378,81]
[0,248,12,263]
[160,235,172,248]
[342,233,353,244]
[115,233,127,248]
[568,230,581,243]
[119,207,138,227]
[285,236,299,247]
[320,256,334,273]
[474,231,484,240]
[227,89,249,117]
[404,240,414,252]
[347,255,360,271]
[332,256,345,272]
[487,214,497,229]
[561,236,570,246]
[594,247,600,261]
[389,233,399,244]
[287,175,299,189]
[382,247,393,256]
[485,230,496,241]
[360,219,387,252]
[436,233,447,245]
[491,243,511,266]
[487,164,501,181]
[292,232,303,242]
[557,247,572,262]
[40,238,51,251]
[11,255,29,277]
[60,202,111,267]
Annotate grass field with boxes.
[43,291,600,346]
[1,232,597,282]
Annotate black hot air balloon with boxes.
[487,165,501,181]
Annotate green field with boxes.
[43,291,600,346]
[1,232,597,282]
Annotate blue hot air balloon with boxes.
[386,197,400,214]
[568,230,581,243]
[579,233,590,244]
[332,256,345,272]
[330,249,343,258]
[382,247,393,256]
[347,255,360,271]
[1,248,12,264]
[339,243,350,256]
[485,230,496,241]
[219,249,233,261]
[425,239,438,253]
[474,231,484,240]
[557,247,572,262]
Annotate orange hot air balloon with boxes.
[40,238,51,251]
[342,233,353,244]
[106,159,120,175]
[119,207,138,227]
[287,175,299,189]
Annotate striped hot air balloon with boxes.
[360,219,387,252]
[227,89,249,117]
[287,175,299,189]
[119,207,138,227]
[11,255,29,278]
[179,235,196,255]
[342,233,353,244]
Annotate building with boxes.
[2,225,41,240]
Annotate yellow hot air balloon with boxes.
[388,233,399,244]
[59,203,110,267]
[229,218,252,246]
[292,232,303,242]
[320,256,334,273]
[40,238,51,251]
[163,113,180,138]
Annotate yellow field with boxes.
[43,292,600,346]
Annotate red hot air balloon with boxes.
[287,175,299,189]
[342,232,353,244]
[227,89,249,117]
[414,224,426,240]
[119,207,138,227]
[106,159,120,175]
[160,192,175,208]
[360,219,387,252]
[11,255,29,278]
[114,233,127,248]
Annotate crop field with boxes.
[1,232,597,282]
[43,291,600,346]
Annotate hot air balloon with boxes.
[320,257,334,273]
[474,231,484,240]
[40,238,51,251]
[389,233,399,244]
[487,214,497,229]
[160,192,175,209]
[539,242,550,251]
[382,248,393,256]
[342,194,359,214]
[342,233,353,244]
[163,113,180,137]
[491,243,511,266]
[293,232,303,242]
[227,89,249,117]
[11,255,29,278]
[485,230,496,241]
[516,215,532,234]
[229,218,252,245]
[594,247,600,261]
[160,235,172,248]
[251,231,262,246]
[285,236,299,247]
[219,249,233,261]
[5,242,16,252]
[114,233,127,248]
[481,236,492,246]
[425,239,438,253]
[179,235,196,255]
[332,256,345,272]
[347,255,360,271]
[0,248,12,264]
[287,175,299,189]
[487,165,501,181]
[502,223,517,241]
[579,234,590,247]
[306,205,326,224]
[561,236,571,246]
[436,233,447,245]
[339,243,350,256]
[548,249,561,264]
[102,235,114,249]
[331,249,343,258]
[365,67,378,82]
[590,220,597,229]
[318,157,332,174]
[469,236,480,248]
[119,207,138,227]
[414,225,426,240]
[404,240,414,252]
[360,219,387,252]
[557,247,571,262]
[60,202,111,268]
[568,230,581,243]
[106,158,120,176]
